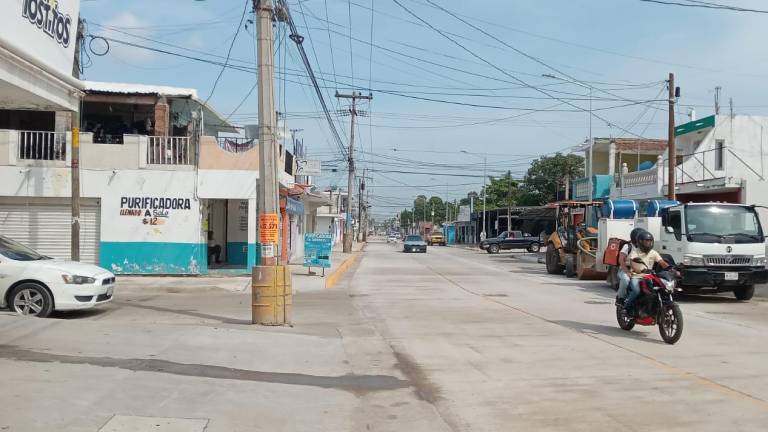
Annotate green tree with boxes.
[481,171,520,210]
[521,153,584,205]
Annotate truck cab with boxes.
[649,203,768,300]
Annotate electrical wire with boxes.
[204,0,249,104]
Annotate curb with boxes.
[325,245,365,289]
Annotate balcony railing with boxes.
[147,136,192,165]
[622,167,658,188]
[18,131,67,161]
[217,137,256,153]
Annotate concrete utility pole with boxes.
[256,0,280,265]
[667,73,676,200]
[336,91,372,253]
[71,109,80,261]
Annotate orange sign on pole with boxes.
[259,213,280,244]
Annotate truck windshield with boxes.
[685,205,764,243]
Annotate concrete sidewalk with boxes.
[0,241,446,432]
[119,241,365,295]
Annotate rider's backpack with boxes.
[603,237,631,266]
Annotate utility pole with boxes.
[667,73,677,200]
[71,109,80,261]
[357,176,363,242]
[336,91,372,253]
[256,0,280,265]
[363,170,370,242]
[714,86,721,115]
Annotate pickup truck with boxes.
[480,230,541,254]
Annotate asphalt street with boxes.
[0,240,767,431]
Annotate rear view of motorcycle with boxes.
[616,259,684,344]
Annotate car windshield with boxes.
[685,205,764,243]
[405,235,423,242]
[0,236,47,261]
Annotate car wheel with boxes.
[734,285,755,301]
[10,283,54,318]
[527,242,541,253]
[488,244,500,254]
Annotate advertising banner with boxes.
[259,213,279,244]
[0,0,81,81]
[304,233,333,268]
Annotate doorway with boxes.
[205,199,250,269]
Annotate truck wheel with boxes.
[734,285,755,301]
[546,245,564,274]
[565,255,577,278]
[527,242,540,253]
[488,244,500,254]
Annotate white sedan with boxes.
[0,235,116,317]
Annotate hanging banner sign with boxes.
[259,213,279,244]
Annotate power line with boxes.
[204,0,249,104]
[414,0,657,138]
[635,0,768,13]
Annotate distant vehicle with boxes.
[0,235,116,318]
[428,232,446,246]
[387,234,398,243]
[480,230,541,254]
[403,235,427,253]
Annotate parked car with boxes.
[387,234,398,243]
[403,235,427,253]
[480,230,541,254]
[0,235,116,318]
[428,232,446,246]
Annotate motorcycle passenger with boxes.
[615,228,646,306]
[623,231,674,315]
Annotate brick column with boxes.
[154,97,169,137]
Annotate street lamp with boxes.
[461,150,487,242]
[542,73,593,202]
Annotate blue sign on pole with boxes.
[304,233,333,268]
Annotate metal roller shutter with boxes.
[0,199,101,265]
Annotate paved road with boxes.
[351,240,768,431]
[1,240,767,431]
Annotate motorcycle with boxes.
[616,258,684,344]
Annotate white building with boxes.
[0,79,311,274]
[614,114,768,207]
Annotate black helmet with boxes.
[629,227,646,246]
[637,230,654,253]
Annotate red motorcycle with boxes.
[616,258,684,344]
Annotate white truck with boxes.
[598,202,768,300]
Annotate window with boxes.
[669,211,682,233]
[715,140,724,171]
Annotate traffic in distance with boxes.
[387,199,767,345]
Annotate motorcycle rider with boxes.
[615,227,646,306]
[623,231,675,315]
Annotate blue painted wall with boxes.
[226,242,248,266]
[100,242,208,275]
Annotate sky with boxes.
[79,0,768,220]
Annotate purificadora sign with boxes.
[0,0,81,80]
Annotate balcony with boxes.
[147,136,193,166]
[1,130,201,170]
[0,129,70,167]
[612,149,739,199]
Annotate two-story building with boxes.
[570,137,668,201]
[613,115,768,208]
[0,80,303,275]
